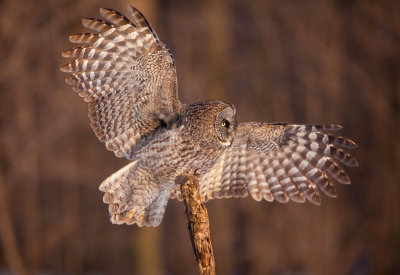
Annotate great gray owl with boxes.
[60,6,358,227]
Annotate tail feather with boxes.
[99,161,170,226]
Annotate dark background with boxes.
[0,0,399,274]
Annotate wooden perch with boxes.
[177,174,216,275]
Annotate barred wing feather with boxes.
[198,123,358,204]
[60,6,182,159]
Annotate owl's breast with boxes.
[135,127,222,182]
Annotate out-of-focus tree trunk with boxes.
[0,172,26,275]
[207,0,231,101]
[14,60,40,272]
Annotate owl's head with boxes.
[183,101,236,148]
[214,104,236,146]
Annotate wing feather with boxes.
[61,6,182,159]
[198,122,357,204]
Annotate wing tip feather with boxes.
[59,64,70,73]
[81,18,94,28]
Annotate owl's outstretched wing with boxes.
[60,6,182,159]
[198,123,358,204]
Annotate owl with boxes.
[60,6,358,227]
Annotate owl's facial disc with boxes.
[215,106,236,146]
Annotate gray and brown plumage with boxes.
[60,6,358,227]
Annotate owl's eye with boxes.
[221,120,229,128]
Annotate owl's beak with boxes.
[220,140,232,146]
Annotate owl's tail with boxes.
[99,160,171,227]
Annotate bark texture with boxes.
[178,174,216,275]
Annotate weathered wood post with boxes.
[177,174,216,275]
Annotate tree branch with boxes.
[177,174,216,275]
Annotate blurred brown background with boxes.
[0,0,399,274]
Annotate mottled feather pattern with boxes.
[61,6,358,227]
[99,160,169,227]
[199,123,358,205]
[61,6,181,159]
